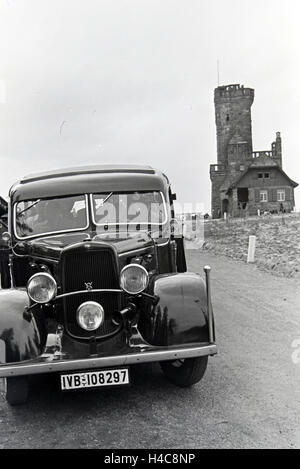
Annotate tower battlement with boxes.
[214,84,254,103]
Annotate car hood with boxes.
[14,232,154,261]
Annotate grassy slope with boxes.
[184,214,300,278]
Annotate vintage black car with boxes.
[0,165,217,405]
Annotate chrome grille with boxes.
[61,247,121,339]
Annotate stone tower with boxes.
[214,84,254,165]
[210,84,297,218]
[210,84,255,217]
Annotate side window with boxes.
[260,190,268,202]
[277,190,285,202]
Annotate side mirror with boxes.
[170,218,176,234]
[1,231,11,246]
[170,218,183,238]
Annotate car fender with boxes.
[0,289,46,364]
[140,272,214,347]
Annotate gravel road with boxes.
[0,251,299,449]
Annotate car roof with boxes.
[10,164,170,202]
[20,164,157,183]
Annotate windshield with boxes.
[15,195,88,239]
[14,191,170,240]
[91,191,170,240]
[91,191,169,235]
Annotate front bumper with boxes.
[0,342,217,378]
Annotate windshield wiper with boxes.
[102,192,113,204]
[96,192,114,211]
[18,199,41,216]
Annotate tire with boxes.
[5,376,29,405]
[160,356,208,387]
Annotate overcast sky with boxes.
[0,0,299,213]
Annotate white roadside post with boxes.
[0,339,5,392]
[247,235,256,263]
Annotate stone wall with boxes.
[210,164,226,218]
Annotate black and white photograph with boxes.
[0,0,299,452]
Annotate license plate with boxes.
[60,368,129,390]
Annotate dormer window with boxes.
[258,172,270,179]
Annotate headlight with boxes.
[76,301,104,331]
[27,273,57,304]
[120,264,149,295]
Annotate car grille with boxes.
[61,246,121,339]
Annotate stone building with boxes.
[210,84,298,218]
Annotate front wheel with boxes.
[5,376,29,405]
[160,356,208,387]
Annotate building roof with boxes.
[250,155,278,167]
[226,163,298,193]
